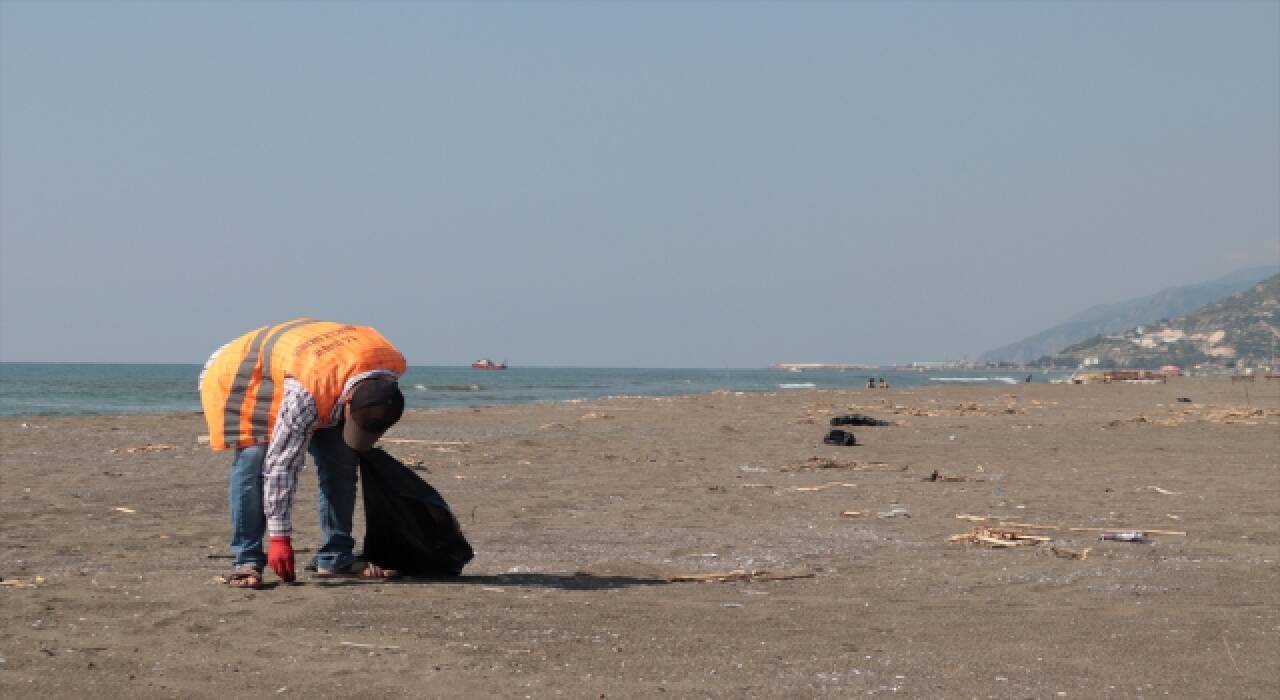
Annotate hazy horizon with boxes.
[3,1,1277,367]
[0,263,1272,369]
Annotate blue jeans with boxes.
[227,425,360,571]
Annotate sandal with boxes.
[315,560,399,579]
[226,564,264,589]
[362,563,399,579]
[314,559,366,578]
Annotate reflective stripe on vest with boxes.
[247,318,324,445]
[220,319,322,448]
[202,320,405,450]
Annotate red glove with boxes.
[267,536,296,582]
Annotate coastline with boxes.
[0,363,1078,417]
[2,379,1277,697]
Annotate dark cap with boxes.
[343,378,404,452]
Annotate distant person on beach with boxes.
[878,378,889,389]
[199,319,407,588]
[867,378,876,389]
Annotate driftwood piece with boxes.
[0,576,45,588]
[783,457,906,473]
[1006,522,1185,536]
[949,526,1053,548]
[955,515,1187,536]
[954,514,1017,522]
[784,456,856,471]
[667,570,815,584]
[1068,527,1187,536]
[1050,545,1091,560]
[791,482,856,492]
[111,444,178,454]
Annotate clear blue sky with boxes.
[2,1,1277,366]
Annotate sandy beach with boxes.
[1,379,1277,698]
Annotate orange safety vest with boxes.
[200,319,406,450]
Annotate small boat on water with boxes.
[471,358,507,370]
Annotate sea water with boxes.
[0,364,1064,417]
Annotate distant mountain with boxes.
[1054,273,1280,369]
[979,265,1279,364]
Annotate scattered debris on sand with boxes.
[790,481,856,492]
[787,456,857,471]
[1144,485,1181,495]
[1070,526,1185,536]
[890,400,1031,417]
[1107,405,1280,428]
[948,526,1053,548]
[380,438,467,455]
[1050,545,1091,559]
[925,469,984,482]
[782,457,906,473]
[110,443,178,454]
[953,514,1187,536]
[0,576,46,589]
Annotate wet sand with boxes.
[2,379,1277,698]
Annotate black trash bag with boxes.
[359,448,474,576]
[830,414,891,427]
[823,429,857,446]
